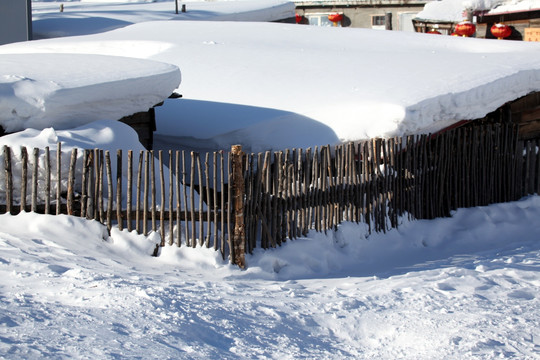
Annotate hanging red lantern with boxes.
[427,29,442,34]
[328,13,343,26]
[454,20,476,37]
[491,23,512,39]
[295,13,303,24]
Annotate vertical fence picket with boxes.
[136,150,143,233]
[175,150,182,247]
[196,153,204,247]
[3,146,13,213]
[67,149,77,216]
[20,147,28,212]
[143,151,149,236]
[31,148,39,213]
[86,150,94,219]
[159,151,165,246]
[81,150,88,218]
[220,150,226,257]
[213,151,219,250]
[182,151,189,247]
[205,152,212,248]
[169,150,174,246]
[105,151,112,231]
[45,147,51,215]
[151,151,156,233]
[127,150,133,232]
[56,144,62,215]
[190,152,196,247]
[117,150,123,231]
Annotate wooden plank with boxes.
[213,151,219,250]
[136,150,143,233]
[231,145,245,268]
[205,152,212,248]
[220,150,226,257]
[127,150,133,232]
[304,148,312,235]
[81,150,88,218]
[56,144,61,215]
[117,150,123,231]
[45,147,50,215]
[31,148,39,213]
[105,151,113,231]
[196,152,204,247]
[176,150,182,247]
[169,150,174,245]
[143,151,149,235]
[182,150,189,247]
[190,151,196,247]
[151,151,156,233]
[67,148,77,216]
[21,147,28,212]
[159,151,165,245]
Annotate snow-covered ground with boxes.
[1,197,539,358]
[0,1,540,358]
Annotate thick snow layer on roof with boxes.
[0,53,180,133]
[31,0,296,38]
[3,20,540,150]
[488,0,540,13]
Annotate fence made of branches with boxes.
[0,123,538,267]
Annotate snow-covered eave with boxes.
[412,17,456,24]
[294,0,428,7]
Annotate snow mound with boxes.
[0,53,180,133]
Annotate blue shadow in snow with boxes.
[154,98,340,154]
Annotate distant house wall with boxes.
[0,0,32,45]
[476,10,540,40]
[294,0,427,31]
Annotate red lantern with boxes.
[427,29,442,34]
[491,23,512,39]
[295,14,303,24]
[328,13,343,26]
[454,20,476,37]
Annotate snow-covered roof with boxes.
[31,0,296,38]
[3,19,540,150]
[0,53,180,133]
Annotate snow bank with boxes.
[0,197,539,358]
[0,120,145,204]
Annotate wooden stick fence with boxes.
[0,124,537,267]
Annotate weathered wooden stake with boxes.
[31,148,39,213]
[231,145,246,268]
[67,148,77,216]
[21,147,28,212]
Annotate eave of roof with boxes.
[294,0,428,7]
[475,8,540,23]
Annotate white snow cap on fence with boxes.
[0,53,181,133]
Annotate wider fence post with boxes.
[231,145,246,268]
